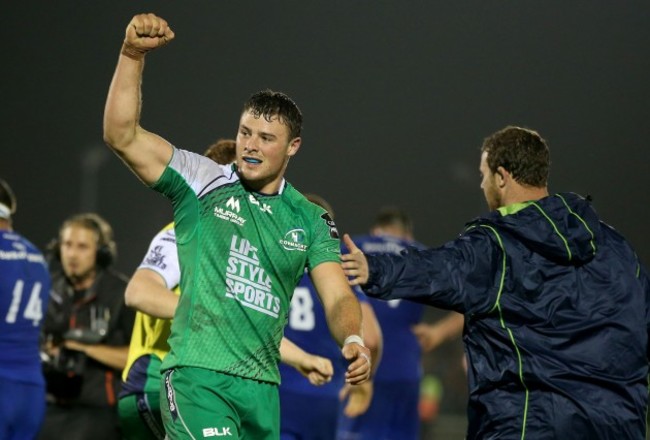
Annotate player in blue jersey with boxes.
[280,194,382,440]
[337,207,463,440]
[0,178,51,440]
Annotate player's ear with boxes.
[287,137,301,157]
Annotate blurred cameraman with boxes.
[39,213,135,440]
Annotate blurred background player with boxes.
[279,193,383,440]
[39,213,135,440]
[0,178,51,440]
[337,207,463,440]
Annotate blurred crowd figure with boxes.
[39,213,134,440]
[337,207,463,440]
[280,193,383,440]
[0,178,51,440]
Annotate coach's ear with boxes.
[495,166,510,188]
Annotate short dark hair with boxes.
[242,89,303,140]
[373,207,413,236]
[0,178,17,218]
[203,138,236,165]
[481,126,550,187]
[304,193,335,219]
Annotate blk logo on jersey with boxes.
[203,427,233,437]
[248,194,272,214]
[280,229,307,252]
[225,235,280,318]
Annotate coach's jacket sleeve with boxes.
[362,228,503,315]
[639,262,650,361]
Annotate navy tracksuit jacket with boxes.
[363,193,650,440]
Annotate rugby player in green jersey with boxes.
[103,12,371,440]
[118,141,337,440]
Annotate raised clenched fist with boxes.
[122,13,175,60]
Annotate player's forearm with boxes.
[126,288,178,319]
[70,342,130,371]
[436,311,464,342]
[278,337,307,367]
[360,302,382,377]
[326,294,364,347]
[125,274,178,319]
[103,53,145,154]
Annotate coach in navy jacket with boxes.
[342,126,650,440]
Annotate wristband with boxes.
[343,334,365,347]
[121,42,147,61]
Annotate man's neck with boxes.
[69,273,98,291]
[502,185,549,207]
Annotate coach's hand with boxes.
[341,234,369,286]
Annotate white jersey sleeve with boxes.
[138,225,180,289]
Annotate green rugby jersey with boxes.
[152,148,340,384]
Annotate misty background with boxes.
[3,2,648,271]
[3,2,649,432]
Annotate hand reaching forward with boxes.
[341,234,369,286]
[339,381,374,417]
[296,354,334,386]
[341,341,372,385]
[122,13,175,60]
[412,323,444,352]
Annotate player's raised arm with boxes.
[103,13,176,185]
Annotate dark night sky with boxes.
[2,1,649,275]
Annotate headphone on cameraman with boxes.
[52,213,116,269]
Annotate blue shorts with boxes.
[336,380,420,440]
[280,390,340,440]
[0,377,46,440]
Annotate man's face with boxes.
[480,151,501,211]
[235,110,300,193]
[59,225,98,283]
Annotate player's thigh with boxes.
[161,367,279,440]
[0,378,45,440]
[118,393,165,440]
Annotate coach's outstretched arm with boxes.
[103,13,176,185]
